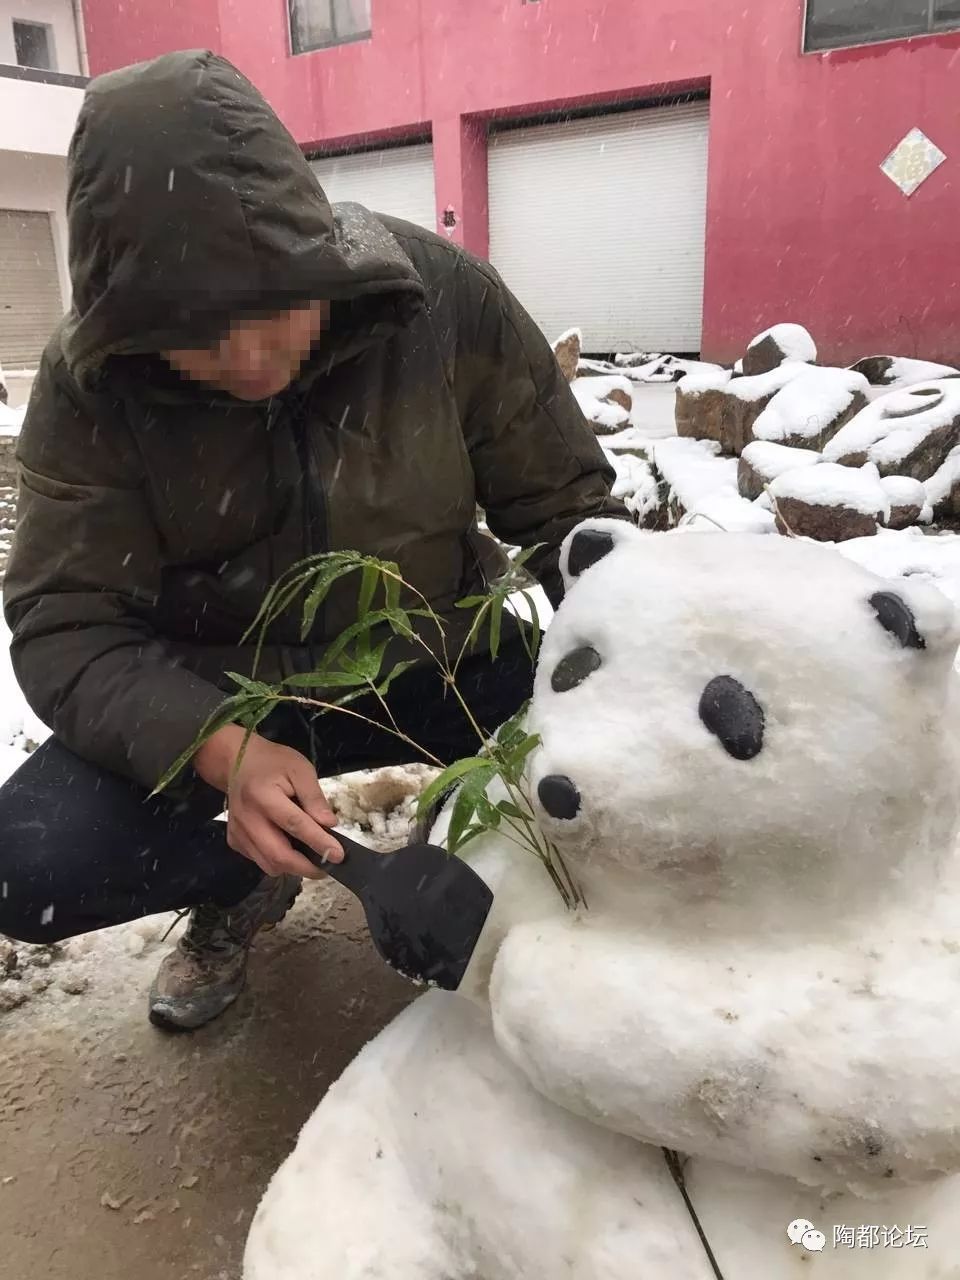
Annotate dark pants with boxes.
[0,641,534,945]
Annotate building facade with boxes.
[0,0,85,376]
[6,1,960,367]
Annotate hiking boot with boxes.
[148,874,301,1031]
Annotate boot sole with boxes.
[148,980,245,1032]
[147,879,300,1032]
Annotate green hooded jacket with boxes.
[4,50,624,791]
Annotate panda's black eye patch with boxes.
[869,591,924,650]
[551,645,602,692]
[699,676,765,760]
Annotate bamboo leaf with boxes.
[489,595,504,661]
[357,561,380,621]
[448,821,488,854]
[510,543,544,570]
[447,786,479,852]
[520,590,542,661]
[476,794,502,828]
[151,692,272,796]
[496,799,528,821]
[319,609,408,673]
[383,572,401,612]
[496,703,530,752]
[282,669,371,689]
[416,756,495,818]
[225,672,276,697]
[499,732,542,777]
[447,763,498,850]
[301,560,365,640]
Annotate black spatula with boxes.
[293,828,493,990]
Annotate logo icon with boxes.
[787,1219,827,1253]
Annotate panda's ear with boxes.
[559,518,643,590]
[869,580,960,655]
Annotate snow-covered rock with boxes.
[551,328,581,383]
[655,436,775,534]
[849,355,960,390]
[924,445,960,526]
[751,366,869,452]
[571,374,632,433]
[769,462,890,542]
[606,449,663,526]
[737,440,821,500]
[824,380,960,480]
[742,323,817,377]
[880,476,930,530]
[246,522,960,1279]
[676,363,808,456]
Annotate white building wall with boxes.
[0,0,81,75]
[0,149,71,307]
[0,74,83,155]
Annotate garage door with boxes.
[311,143,437,233]
[0,209,64,369]
[488,102,709,354]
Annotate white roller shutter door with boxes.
[488,102,710,354]
[0,209,64,369]
[311,143,437,232]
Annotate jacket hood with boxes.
[62,49,424,385]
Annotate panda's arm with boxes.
[488,917,960,1194]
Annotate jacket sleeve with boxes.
[453,254,629,605]
[3,354,226,791]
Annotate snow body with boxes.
[246,522,960,1280]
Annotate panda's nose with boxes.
[537,775,582,821]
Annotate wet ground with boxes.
[0,882,413,1280]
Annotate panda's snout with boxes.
[537,775,582,821]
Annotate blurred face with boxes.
[164,301,330,400]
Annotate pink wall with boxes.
[82,0,960,364]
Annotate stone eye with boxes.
[699,676,765,761]
[551,646,602,693]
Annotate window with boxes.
[289,0,371,53]
[12,19,56,70]
[805,0,960,51]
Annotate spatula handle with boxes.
[291,827,380,899]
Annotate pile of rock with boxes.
[550,327,726,439]
[671,322,960,542]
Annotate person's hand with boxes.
[193,725,343,879]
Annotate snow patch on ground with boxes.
[839,527,960,612]
[0,402,24,435]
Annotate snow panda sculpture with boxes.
[245,520,960,1279]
